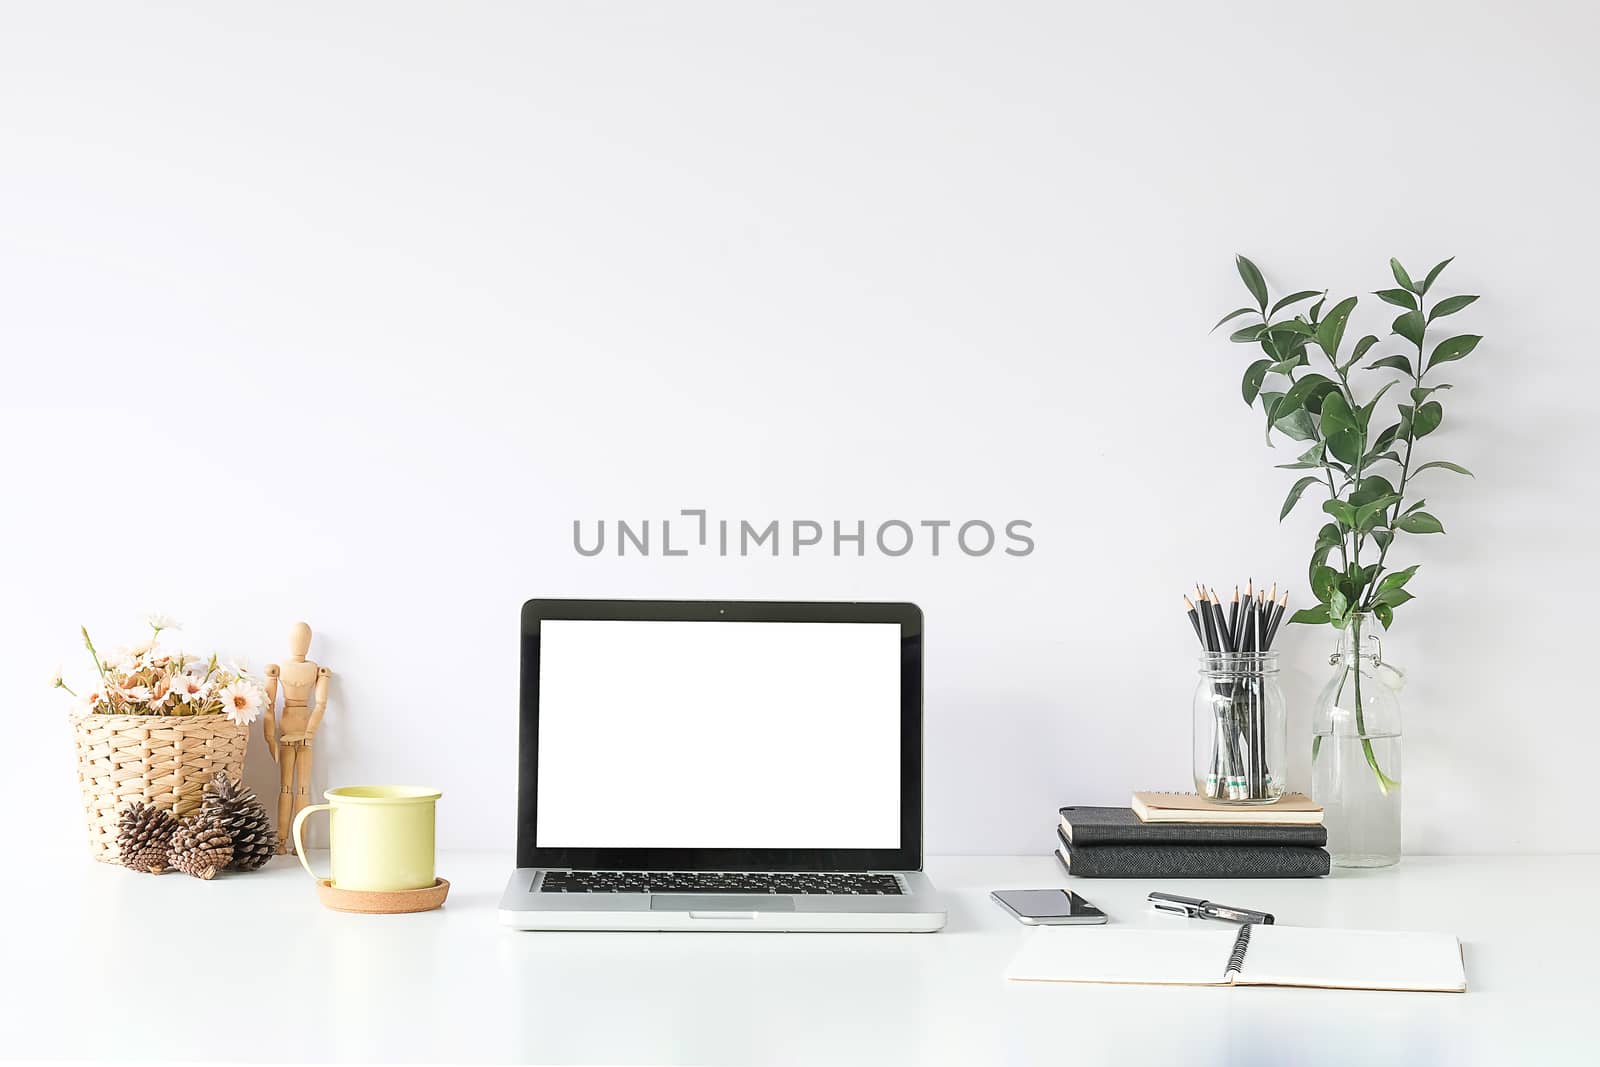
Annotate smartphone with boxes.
[990,888,1108,925]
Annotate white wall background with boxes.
[5,0,1596,861]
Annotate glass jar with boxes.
[1192,651,1286,803]
[1312,613,1403,867]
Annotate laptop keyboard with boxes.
[539,871,904,895]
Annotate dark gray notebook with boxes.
[1056,829,1330,879]
[1060,806,1328,847]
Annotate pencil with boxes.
[1208,588,1232,652]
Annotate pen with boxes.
[1148,891,1274,925]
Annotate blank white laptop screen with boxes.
[535,619,902,849]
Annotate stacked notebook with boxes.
[1055,792,1330,878]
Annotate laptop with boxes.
[498,599,946,932]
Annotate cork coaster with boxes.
[316,877,450,914]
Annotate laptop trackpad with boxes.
[651,895,795,913]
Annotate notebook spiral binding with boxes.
[1226,923,1255,974]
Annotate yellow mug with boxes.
[292,785,442,892]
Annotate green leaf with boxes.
[1276,373,1334,420]
[1344,335,1381,370]
[1411,384,1452,404]
[1270,290,1322,316]
[1413,401,1443,437]
[1395,511,1445,534]
[1372,529,1393,551]
[1374,603,1394,628]
[1276,443,1326,470]
[1328,589,1350,619]
[1267,319,1314,338]
[1428,294,1478,321]
[1280,475,1322,521]
[1349,475,1397,510]
[1212,307,1257,332]
[1427,334,1481,371]
[1309,296,1325,323]
[1393,310,1425,347]
[1318,391,1363,465]
[1322,499,1358,527]
[1355,496,1400,530]
[1260,391,1285,444]
[1311,564,1340,604]
[1310,547,1333,584]
[1230,323,1266,343]
[1241,359,1272,406]
[1316,522,1341,548]
[1390,257,1416,293]
[1236,255,1268,310]
[1377,564,1420,593]
[1375,288,1417,310]
[1314,296,1359,358]
[1420,257,1454,294]
[1274,406,1317,442]
[1369,354,1414,376]
[1414,460,1473,477]
[1374,587,1415,609]
[1289,604,1331,626]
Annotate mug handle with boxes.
[292,803,333,880]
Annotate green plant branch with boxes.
[1364,309,1428,606]
[1219,255,1480,794]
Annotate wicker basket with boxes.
[73,713,249,863]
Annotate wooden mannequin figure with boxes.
[263,622,331,854]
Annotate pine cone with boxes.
[116,802,177,874]
[200,772,275,872]
[168,817,233,880]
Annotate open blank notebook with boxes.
[1006,924,1466,993]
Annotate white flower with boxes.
[118,684,152,704]
[148,675,173,706]
[74,687,106,716]
[48,665,65,689]
[172,674,208,702]
[145,613,179,632]
[218,682,264,725]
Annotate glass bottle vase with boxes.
[1311,613,1403,867]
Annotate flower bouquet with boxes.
[60,616,267,862]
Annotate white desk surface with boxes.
[4,852,1595,1065]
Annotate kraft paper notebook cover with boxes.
[1006,924,1466,993]
[1061,806,1328,847]
[1132,791,1324,826]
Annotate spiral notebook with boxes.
[1006,924,1465,992]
